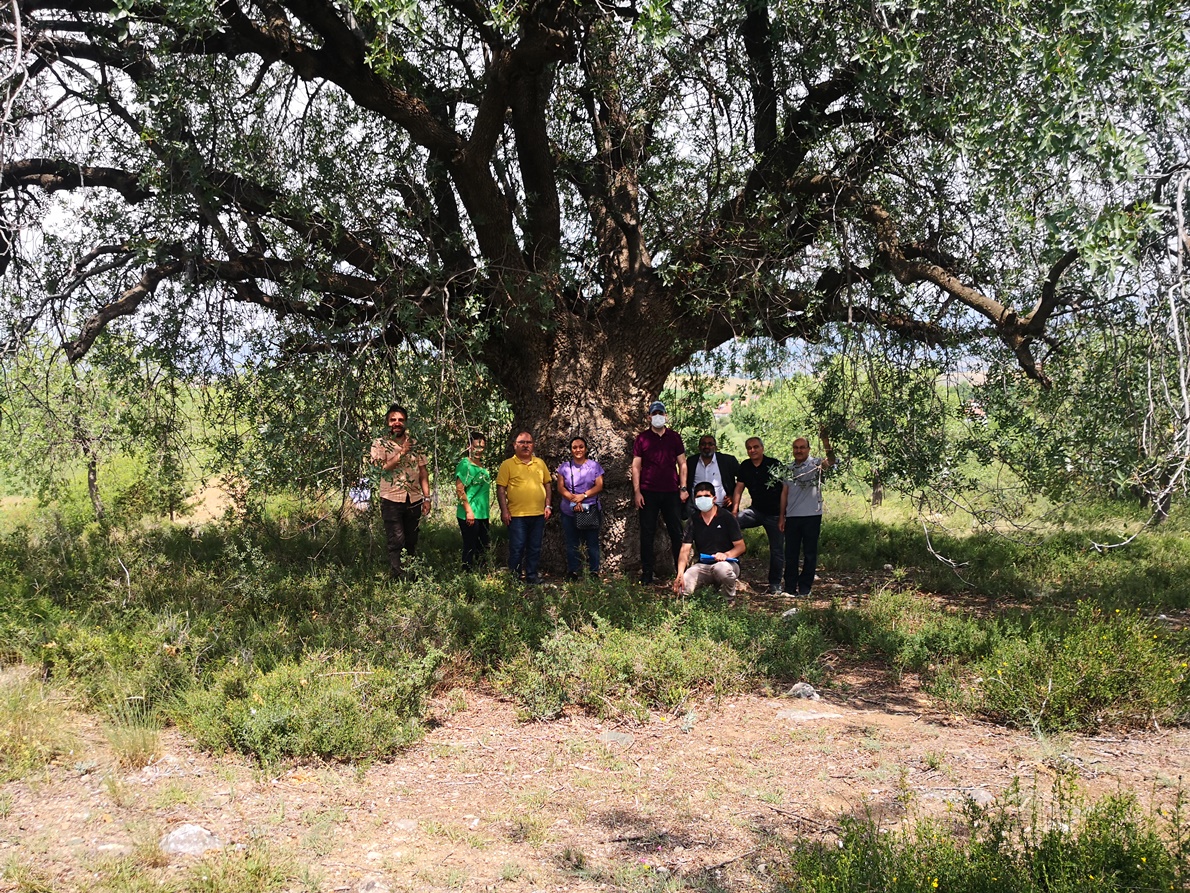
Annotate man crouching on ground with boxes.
[673,481,747,598]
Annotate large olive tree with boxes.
[1,0,1186,564]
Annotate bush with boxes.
[493,614,753,721]
[775,781,1188,893]
[960,603,1189,732]
[176,651,440,764]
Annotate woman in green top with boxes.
[455,431,492,570]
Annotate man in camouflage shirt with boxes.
[370,403,431,579]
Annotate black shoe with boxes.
[638,575,653,585]
[567,572,580,582]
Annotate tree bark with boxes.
[483,289,688,576]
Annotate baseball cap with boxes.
[648,401,666,414]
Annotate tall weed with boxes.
[958,603,1189,732]
[774,779,1188,893]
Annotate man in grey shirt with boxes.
[779,429,835,596]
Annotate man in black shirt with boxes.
[732,436,786,595]
[674,482,747,597]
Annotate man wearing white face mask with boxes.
[631,399,688,585]
[673,482,747,597]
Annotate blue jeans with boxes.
[736,508,784,590]
[783,514,822,596]
[507,514,545,582]
[561,512,600,575]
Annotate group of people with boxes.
[369,400,834,599]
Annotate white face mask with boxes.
[650,414,667,428]
[694,495,714,512]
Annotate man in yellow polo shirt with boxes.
[496,430,553,584]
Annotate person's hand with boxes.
[544,505,552,519]
[501,509,512,525]
[679,489,688,503]
[421,499,432,516]
[634,491,645,510]
[778,516,785,533]
[572,498,583,510]
[713,552,727,562]
[672,575,683,594]
[465,511,475,526]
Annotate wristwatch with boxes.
[679,486,688,492]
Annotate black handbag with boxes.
[567,461,602,530]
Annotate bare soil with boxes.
[3,638,1189,892]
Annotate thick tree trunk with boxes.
[486,299,688,576]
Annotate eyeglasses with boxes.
[515,440,534,445]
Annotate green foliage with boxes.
[774,781,1188,893]
[0,674,77,781]
[0,335,197,525]
[178,652,438,764]
[493,613,752,721]
[960,603,1189,733]
[819,589,999,678]
[205,347,511,507]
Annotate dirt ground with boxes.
[3,497,1189,891]
[3,636,1189,893]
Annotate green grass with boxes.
[1,495,1189,762]
[773,778,1188,893]
[0,673,78,780]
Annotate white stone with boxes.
[159,823,223,856]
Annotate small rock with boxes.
[365,851,382,861]
[781,606,798,618]
[965,787,996,806]
[390,818,418,839]
[159,823,222,856]
[883,564,894,570]
[784,682,821,700]
[358,878,392,893]
[598,730,634,748]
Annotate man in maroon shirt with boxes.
[631,400,688,585]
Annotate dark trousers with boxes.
[561,512,600,575]
[457,517,491,571]
[380,498,423,577]
[783,514,822,596]
[639,489,684,583]
[737,508,784,589]
[507,514,545,582]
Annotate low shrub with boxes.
[958,603,1189,732]
[176,651,440,764]
[493,613,753,721]
[774,781,1187,893]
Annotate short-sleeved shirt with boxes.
[495,456,551,517]
[455,457,492,520]
[736,456,786,516]
[683,508,744,556]
[555,459,605,517]
[633,428,685,492]
[784,457,827,517]
[370,435,428,503]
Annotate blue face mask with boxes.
[694,495,714,512]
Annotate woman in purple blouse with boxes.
[555,436,605,579]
